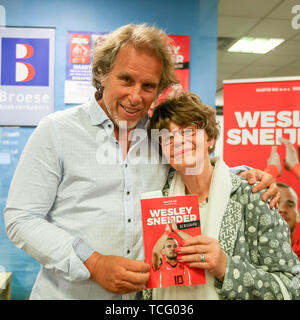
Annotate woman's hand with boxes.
[177,234,227,282]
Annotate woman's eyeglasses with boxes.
[160,123,199,147]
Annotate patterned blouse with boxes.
[143,169,300,300]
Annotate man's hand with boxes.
[239,169,280,208]
[84,252,150,294]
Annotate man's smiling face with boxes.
[100,44,163,130]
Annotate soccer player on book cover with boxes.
[152,219,192,288]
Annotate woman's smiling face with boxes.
[161,121,213,174]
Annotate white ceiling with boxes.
[216,0,300,106]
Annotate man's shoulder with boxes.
[45,104,87,122]
[37,103,92,135]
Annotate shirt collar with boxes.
[88,94,110,126]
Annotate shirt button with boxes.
[108,124,112,128]
[127,249,130,254]
[128,218,131,223]
[125,163,128,168]
[126,191,130,195]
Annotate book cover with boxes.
[141,194,206,289]
[70,34,90,64]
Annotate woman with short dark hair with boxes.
[148,91,300,300]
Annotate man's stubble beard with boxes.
[103,91,140,130]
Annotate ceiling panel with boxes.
[217,62,245,74]
[218,0,282,18]
[292,33,300,41]
[217,73,234,84]
[235,64,280,76]
[218,51,261,65]
[268,0,300,19]
[269,64,300,75]
[216,0,300,105]
[251,53,298,66]
[247,18,299,38]
[290,59,300,67]
[270,40,300,55]
[218,16,259,37]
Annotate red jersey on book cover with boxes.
[141,194,206,289]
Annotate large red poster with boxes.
[149,35,190,116]
[223,77,300,210]
[169,34,190,94]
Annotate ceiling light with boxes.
[228,37,285,54]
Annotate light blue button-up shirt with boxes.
[4,96,170,300]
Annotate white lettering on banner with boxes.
[227,110,300,145]
[149,206,193,218]
[0,105,49,111]
[261,111,275,127]
[227,129,241,145]
[73,64,91,70]
[234,111,260,128]
[171,46,184,63]
[172,46,180,55]
[234,111,300,128]
[71,37,89,45]
[147,206,195,225]
[147,214,197,226]
[227,128,300,145]
[0,91,49,104]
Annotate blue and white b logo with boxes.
[1,37,49,86]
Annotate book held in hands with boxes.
[140,194,206,289]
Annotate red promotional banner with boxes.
[223,77,300,211]
[169,34,190,93]
[149,35,190,116]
